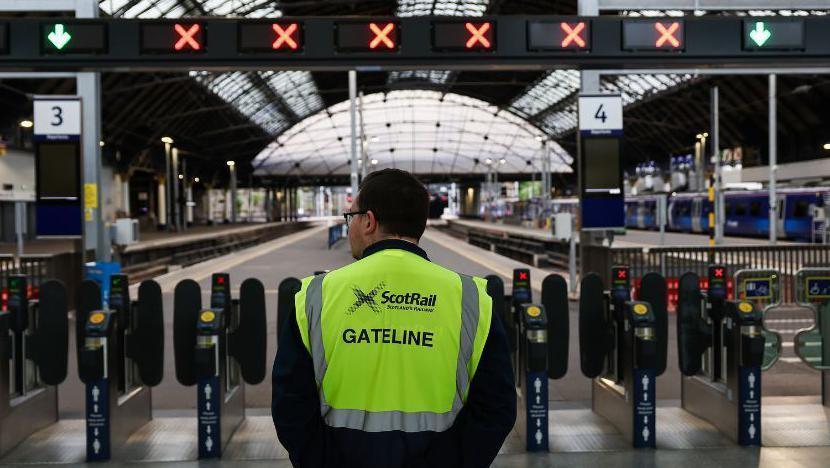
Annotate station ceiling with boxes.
[1,1,828,185]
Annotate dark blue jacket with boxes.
[272,239,516,468]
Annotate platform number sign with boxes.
[34,98,81,136]
[578,95,622,134]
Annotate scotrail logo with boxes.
[347,282,386,315]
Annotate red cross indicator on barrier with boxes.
[518,272,528,281]
[465,22,492,49]
[561,22,587,48]
[714,268,725,278]
[369,22,396,49]
[655,22,681,48]
[272,23,299,50]
[617,269,628,279]
[174,23,201,51]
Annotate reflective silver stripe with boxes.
[310,272,482,433]
[305,273,327,386]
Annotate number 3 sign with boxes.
[578,95,622,134]
[34,97,81,136]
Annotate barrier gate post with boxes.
[520,304,548,451]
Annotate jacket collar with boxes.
[361,239,430,261]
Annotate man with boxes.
[273,169,516,468]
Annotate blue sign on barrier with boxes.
[328,224,347,249]
[84,262,121,307]
[198,376,221,458]
[632,368,656,448]
[738,366,761,446]
[86,379,110,461]
[525,370,549,451]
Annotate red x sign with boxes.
[714,268,724,278]
[655,22,681,48]
[174,23,201,51]
[617,269,628,279]
[465,22,492,49]
[518,272,528,280]
[369,23,395,49]
[272,23,299,50]
[561,22,586,48]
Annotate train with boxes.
[624,188,830,241]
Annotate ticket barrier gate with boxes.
[77,274,164,461]
[792,268,830,407]
[489,269,569,452]
[579,266,667,448]
[677,266,767,446]
[0,276,68,456]
[174,273,266,459]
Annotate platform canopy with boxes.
[251,90,573,177]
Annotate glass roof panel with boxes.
[253,90,573,177]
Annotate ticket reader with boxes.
[579,267,666,448]
[519,304,549,451]
[174,273,266,459]
[510,269,533,382]
[0,278,68,456]
[793,268,830,406]
[678,268,766,446]
[77,276,164,461]
[734,270,782,370]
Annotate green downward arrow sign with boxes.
[47,24,72,50]
[750,21,772,47]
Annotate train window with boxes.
[734,203,747,216]
[749,202,761,216]
[679,203,690,216]
[793,200,810,218]
[725,202,733,215]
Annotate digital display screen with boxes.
[743,19,805,51]
[623,20,684,51]
[335,21,399,52]
[37,143,80,200]
[806,277,830,300]
[527,21,590,51]
[140,22,205,53]
[41,22,107,54]
[432,20,495,51]
[238,22,303,52]
[583,137,620,192]
[743,279,772,299]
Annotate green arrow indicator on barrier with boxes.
[750,21,772,47]
[47,24,72,50]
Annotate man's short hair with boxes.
[356,169,429,239]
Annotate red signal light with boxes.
[561,22,586,48]
[655,22,681,48]
[217,276,225,284]
[714,268,724,278]
[617,269,628,279]
[369,22,395,49]
[174,23,201,51]
[519,272,528,280]
[272,23,299,50]
[465,22,492,49]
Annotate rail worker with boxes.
[273,168,516,467]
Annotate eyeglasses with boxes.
[343,210,368,224]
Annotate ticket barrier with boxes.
[77,274,164,461]
[490,269,569,452]
[579,266,667,448]
[792,268,830,407]
[0,276,68,456]
[174,273,266,459]
[677,266,767,446]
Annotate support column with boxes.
[164,142,172,229]
[229,161,237,224]
[172,147,180,231]
[769,74,778,244]
[78,72,108,261]
[712,86,723,244]
[349,70,359,197]
[121,172,130,217]
[157,178,166,230]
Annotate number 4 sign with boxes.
[34,97,82,137]
[578,95,623,134]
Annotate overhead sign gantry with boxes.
[0,16,827,70]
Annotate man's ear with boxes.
[365,210,379,235]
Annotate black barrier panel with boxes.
[639,273,668,376]
[485,275,507,326]
[174,279,201,386]
[32,279,68,386]
[677,272,706,376]
[580,273,607,379]
[542,274,569,380]
[277,277,302,340]
[133,280,164,387]
[76,280,101,369]
[234,278,267,385]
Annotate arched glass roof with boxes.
[252,90,574,177]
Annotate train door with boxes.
[691,198,703,233]
[637,201,646,229]
[776,195,787,239]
